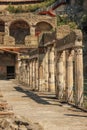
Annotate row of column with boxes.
[37,45,55,93]
[17,46,83,107]
[45,46,55,92]
[56,47,83,107]
[18,58,39,91]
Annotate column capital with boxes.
[74,47,83,55]
[66,49,74,62]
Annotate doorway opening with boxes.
[7,66,15,79]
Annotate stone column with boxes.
[36,59,39,91]
[28,61,30,87]
[32,60,36,90]
[38,62,43,91]
[26,62,29,86]
[30,60,33,89]
[15,54,21,80]
[38,48,44,91]
[74,47,83,107]
[18,59,22,82]
[23,60,26,84]
[27,62,30,86]
[20,61,23,82]
[25,61,27,85]
[55,46,58,97]
[5,22,9,36]
[48,46,55,92]
[62,50,66,101]
[66,50,74,103]
[45,47,49,91]
[57,51,64,100]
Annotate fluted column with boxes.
[66,50,74,103]
[74,47,83,107]
[25,63,27,85]
[35,59,39,90]
[22,60,26,83]
[20,61,23,82]
[30,60,33,88]
[32,60,36,90]
[38,63,43,91]
[27,62,29,86]
[28,61,30,87]
[63,51,67,101]
[57,51,64,100]
[45,47,49,91]
[48,46,55,92]
[38,48,44,91]
[19,60,22,82]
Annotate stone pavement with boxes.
[0,79,87,130]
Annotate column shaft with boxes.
[75,48,83,106]
[22,60,26,84]
[48,46,55,92]
[66,50,74,102]
[27,62,30,86]
[30,62,32,88]
[57,51,64,100]
[45,48,49,91]
[36,59,39,90]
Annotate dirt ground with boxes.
[0,79,87,130]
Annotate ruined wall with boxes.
[0,13,56,48]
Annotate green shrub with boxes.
[6,0,56,13]
[57,15,77,29]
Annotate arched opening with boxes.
[35,21,53,36]
[9,20,30,44]
[0,20,5,32]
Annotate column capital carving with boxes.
[74,48,82,55]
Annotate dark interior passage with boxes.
[7,66,15,79]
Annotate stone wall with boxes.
[0,52,16,79]
[0,13,56,48]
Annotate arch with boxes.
[0,20,5,32]
[35,21,53,36]
[9,20,30,44]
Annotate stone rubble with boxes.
[0,116,43,130]
[0,91,43,130]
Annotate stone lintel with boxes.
[57,45,83,52]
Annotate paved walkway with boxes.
[0,80,87,130]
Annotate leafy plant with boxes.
[6,0,57,13]
[57,15,77,29]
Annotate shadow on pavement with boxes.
[64,114,87,118]
[14,86,51,105]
